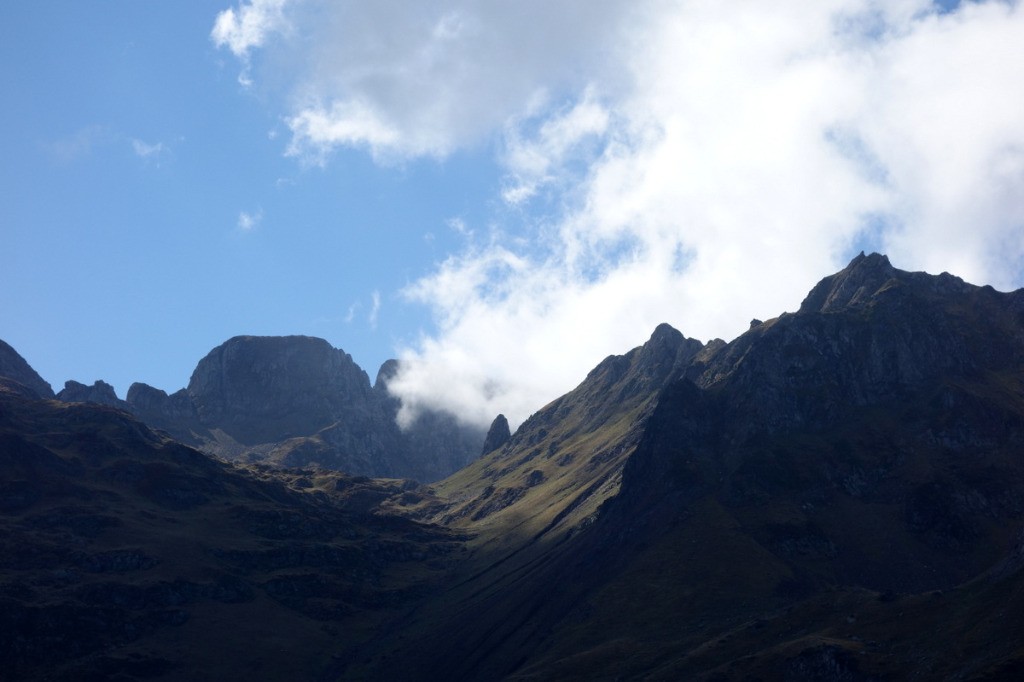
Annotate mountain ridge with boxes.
[357,253,1024,680]
[2,253,1024,680]
[32,335,487,483]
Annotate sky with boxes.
[2,0,1023,430]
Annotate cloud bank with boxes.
[214,0,1024,429]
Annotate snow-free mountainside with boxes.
[2,254,1024,680]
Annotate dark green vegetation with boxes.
[3,253,1024,680]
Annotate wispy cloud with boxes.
[368,290,381,330]
[501,87,610,205]
[218,0,1024,428]
[131,138,168,162]
[47,127,173,166]
[211,0,293,85]
[237,208,263,231]
[215,0,634,162]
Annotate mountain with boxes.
[64,335,485,483]
[3,253,1023,680]
[56,379,127,409]
[357,254,1024,680]
[0,340,54,399]
[0,381,464,681]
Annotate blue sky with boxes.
[1,1,503,395]
[3,1,1023,428]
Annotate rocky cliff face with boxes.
[0,335,485,482]
[117,336,486,482]
[481,414,511,455]
[186,336,376,446]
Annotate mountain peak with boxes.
[798,251,896,314]
[56,379,125,408]
[0,339,54,399]
[374,358,400,390]
[481,413,511,455]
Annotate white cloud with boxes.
[237,208,263,231]
[214,0,638,161]
[131,138,167,161]
[501,87,611,204]
[217,0,1024,429]
[369,290,381,329]
[211,0,293,85]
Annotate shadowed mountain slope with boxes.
[0,383,464,681]
[359,254,1024,681]
[4,254,1024,681]
[0,340,54,399]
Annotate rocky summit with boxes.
[2,253,1024,681]
[54,335,486,483]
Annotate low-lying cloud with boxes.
[214,0,1024,429]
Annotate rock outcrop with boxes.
[56,379,127,409]
[481,414,510,455]
[187,336,375,446]
[116,336,485,481]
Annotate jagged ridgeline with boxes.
[40,335,487,483]
[2,253,1024,681]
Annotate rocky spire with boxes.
[481,414,511,455]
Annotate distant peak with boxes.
[375,359,400,390]
[56,379,125,407]
[648,323,684,346]
[849,250,891,268]
[799,252,897,314]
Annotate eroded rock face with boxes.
[2,333,483,482]
[481,414,511,455]
[187,336,376,446]
[118,338,485,481]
